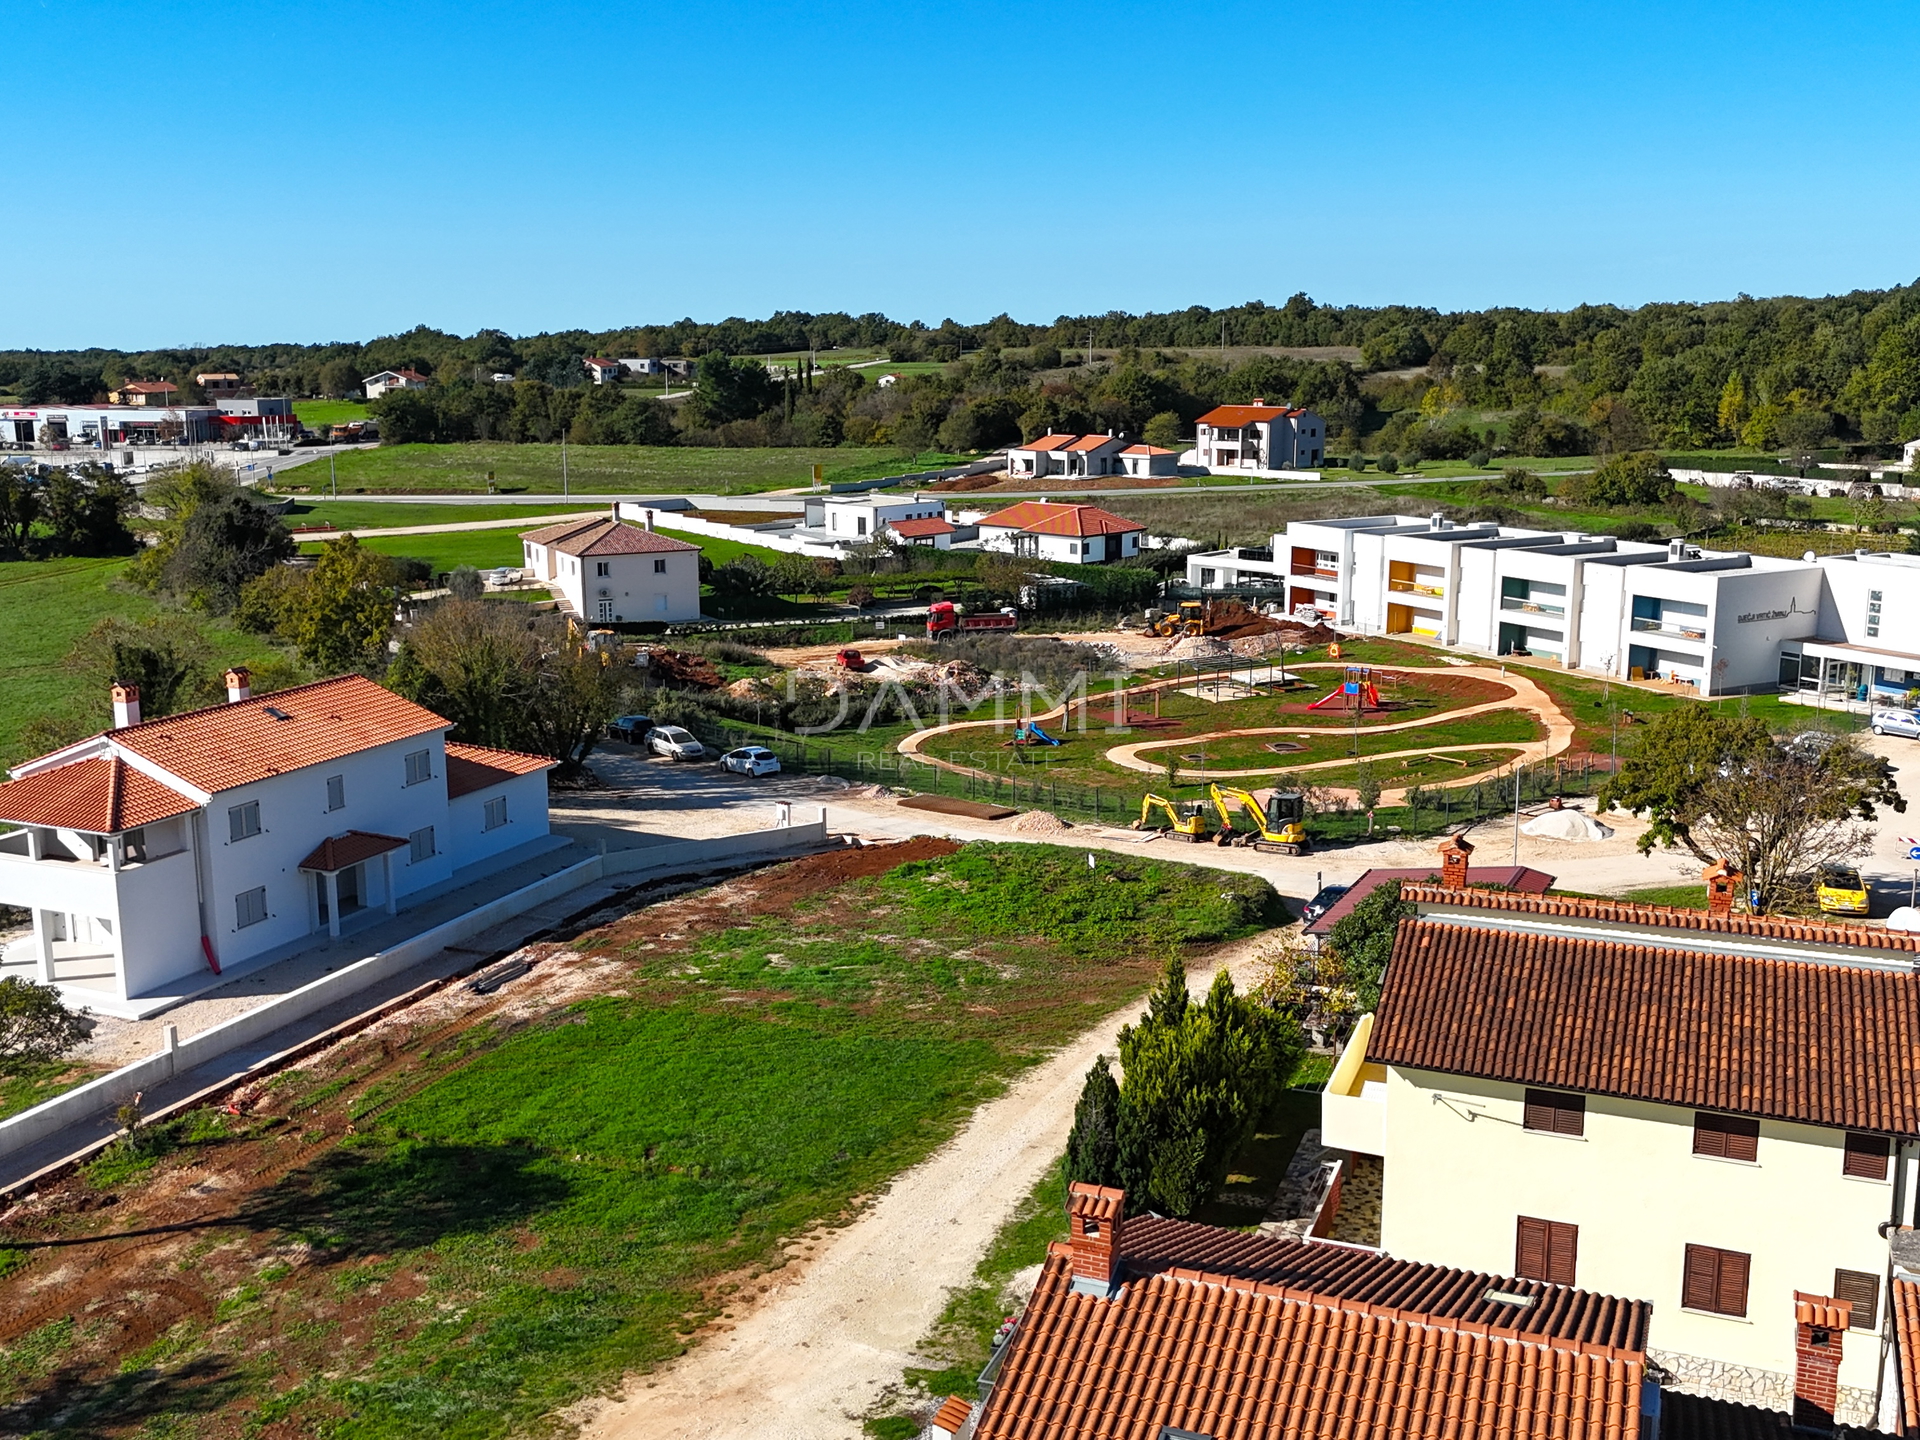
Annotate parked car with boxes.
[720,745,782,777]
[646,725,705,760]
[1872,709,1920,740]
[607,714,653,744]
[1300,884,1350,923]
[1816,865,1870,917]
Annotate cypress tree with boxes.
[1064,1055,1122,1191]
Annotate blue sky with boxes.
[7,0,1919,347]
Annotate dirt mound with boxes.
[1008,810,1074,835]
[927,473,1004,492]
[1226,621,1342,657]
[1167,634,1230,659]
[1203,600,1286,640]
[644,648,723,689]
[725,677,769,699]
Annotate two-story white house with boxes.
[0,672,553,1018]
[1193,402,1325,472]
[521,512,703,624]
[1320,851,1920,1431]
[361,369,429,400]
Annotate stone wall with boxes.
[1649,1351,1877,1428]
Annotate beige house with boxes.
[520,511,702,624]
[107,381,176,406]
[1321,854,1920,1431]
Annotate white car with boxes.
[1872,709,1920,740]
[646,725,706,760]
[720,745,782,777]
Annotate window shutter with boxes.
[1547,1222,1578,1287]
[1714,1250,1749,1317]
[1725,1118,1759,1163]
[1844,1133,1891,1180]
[1834,1269,1880,1330]
[1555,1096,1585,1136]
[1517,1218,1549,1280]
[1693,1114,1726,1158]
[1524,1089,1585,1136]
[1524,1092,1552,1131]
[1694,1113,1759,1162]
[1683,1245,1718,1312]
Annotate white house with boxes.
[520,511,703,624]
[361,369,429,400]
[1005,433,1130,479]
[886,516,956,549]
[0,672,553,1018]
[1320,859,1920,1431]
[620,358,663,376]
[974,500,1144,563]
[799,494,948,543]
[1193,402,1325,472]
[1119,442,1177,477]
[583,357,623,385]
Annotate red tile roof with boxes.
[1896,1276,1920,1436]
[1369,913,1920,1133]
[888,517,956,538]
[1303,866,1555,936]
[1120,444,1176,455]
[16,676,450,797]
[445,742,553,799]
[1401,883,1920,953]
[1197,403,1304,427]
[975,1231,1647,1440]
[117,381,177,395]
[584,357,620,367]
[1063,434,1120,452]
[1013,434,1078,452]
[976,501,1143,537]
[0,756,197,834]
[932,1396,973,1433]
[298,830,407,872]
[520,516,699,557]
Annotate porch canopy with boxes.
[298,831,405,937]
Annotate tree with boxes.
[19,361,101,405]
[520,631,624,776]
[0,977,91,1071]
[446,565,484,601]
[1142,411,1184,449]
[40,465,136,556]
[1598,706,1773,860]
[1325,879,1414,1012]
[390,600,540,749]
[0,467,40,558]
[974,553,1029,604]
[682,353,780,429]
[318,357,363,398]
[69,616,214,719]
[269,534,402,673]
[769,553,819,599]
[370,388,439,443]
[711,554,776,598]
[129,463,293,611]
[1568,450,1676,508]
[1064,1055,1123,1191]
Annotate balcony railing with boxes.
[1291,565,1338,579]
[1631,616,1707,639]
[1388,579,1444,597]
[1500,596,1565,616]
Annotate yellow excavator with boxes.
[1146,600,1207,639]
[1131,793,1209,842]
[1209,783,1309,855]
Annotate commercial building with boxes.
[1186,514,1920,698]
[0,403,225,448]
[974,500,1144,563]
[1193,401,1325,472]
[520,511,703,624]
[0,673,553,1018]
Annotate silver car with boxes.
[646,726,706,760]
[1872,709,1920,740]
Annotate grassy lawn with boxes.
[292,400,371,428]
[270,445,961,497]
[279,500,603,530]
[0,843,1279,1440]
[0,559,289,767]
[0,1060,105,1123]
[309,524,795,576]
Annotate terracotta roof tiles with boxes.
[519,516,699,556]
[976,501,1144,537]
[1014,434,1078,452]
[0,756,197,834]
[445,742,553,799]
[297,830,407,873]
[1197,403,1304,427]
[1303,867,1555,936]
[888,517,957,538]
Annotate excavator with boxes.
[1145,601,1207,639]
[1208,783,1309,855]
[1131,793,1209,842]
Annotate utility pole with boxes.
[329,452,336,498]
[562,433,569,497]
[1513,764,1523,865]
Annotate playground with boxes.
[897,659,1575,807]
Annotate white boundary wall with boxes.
[0,813,828,1159]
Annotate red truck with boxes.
[926,601,1018,641]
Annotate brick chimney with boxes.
[224,667,251,704]
[1793,1292,1849,1431]
[1704,859,1741,918]
[1067,1181,1125,1298]
[1438,834,1474,890]
[111,681,141,729]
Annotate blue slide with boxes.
[1023,722,1062,746]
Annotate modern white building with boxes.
[0,672,553,1018]
[798,493,948,543]
[974,500,1144,563]
[520,511,703,624]
[362,369,429,399]
[1192,402,1325,472]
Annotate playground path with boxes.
[896,664,1577,806]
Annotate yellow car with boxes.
[1816,866,1870,916]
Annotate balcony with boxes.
[1388,579,1444,598]
[1292,565,1338,580]
[1320,1014,1385,1157]
[1500,596,1566,617]
[1631,616,1707,640]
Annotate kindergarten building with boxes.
[1185,513,1920,698]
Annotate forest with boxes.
[10,281,1920,453]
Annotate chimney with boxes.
[1438,834,1474,890]
[1067,1181,1125,1298]
[1252,397,1265,405]
[1792,1292,1848,1431]
[928,1396,974,1440]
[1430,511,1447,530]
[609,502,619,522]
[642,508,655,533]
[111,681,141,729]
[224,667,251,704]
[1703,859,1741,917]
[1668,538,1685,561]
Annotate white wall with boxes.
[447,770,551,871]
[576,547,701,623]
[1380,1065,1894,1405]
[116,849,204,998]
[1702,566,1825,692]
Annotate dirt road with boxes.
[576,940,1266,1440]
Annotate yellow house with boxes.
[1322,881,1920,1431]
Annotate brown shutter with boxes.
[1683,1245,1719,1312]
[1524,1089,1585,1136]
[1517,1217,1550,1280]
[1693,1113,1759,1161]
[1844,1133,1891,1180]
[1556,1095,1586,1137]
[1714,1249,1750,1317]
[1835,1269,1880,1330]
[1693,1113,1726,1157]
[1524,1091,1554,1132]
[1547,1221,1579,1287]
[1725,1118,1759,1163]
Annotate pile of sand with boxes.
[1009,810,1074,835]
[1168,634,1230,659]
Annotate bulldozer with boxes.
[1131,793,1209,842]
[1209,783,1309,855]
[1145,600,1207,639]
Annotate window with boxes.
[409,826,436,863]
[404,749,432,786]
[235,886,268,928]
[1515,1216,1578,1286]
[1834,1269,1880,1330]
[1844,1132,1890,1180]
[1523,1088,1585,1136]
[653,557,667,574]
[228,800,261,842]
[596,560,610,577]
[325,775,345,811]
[1693,1112,1760,1162]
[484,796,508,831]
[1682,1244,1750,1316]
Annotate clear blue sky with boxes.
[8,0,1919,348]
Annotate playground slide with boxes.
[1307,681,1385,711]
[1306,689,1346,710]
[1025,723,1062,746]
[1362,682,1383,709]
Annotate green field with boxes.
[271,444,964,497]
[292,399,372,428]
[282,500,603,530]
[308,524,792,575]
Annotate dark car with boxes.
[1300,884,1350,924]
[607,714,653,744]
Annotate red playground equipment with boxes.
[1307,665,1384,712]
